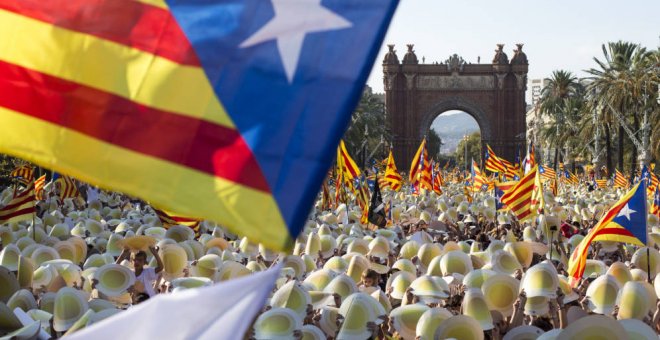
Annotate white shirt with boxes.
[135,267,158,297]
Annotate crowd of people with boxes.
[1,174,660,339]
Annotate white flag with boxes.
[65,265,280,340]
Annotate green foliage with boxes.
[454,132,481,170]
[426,129,443,160]
[342,90,390,166]
[0,154,24,187]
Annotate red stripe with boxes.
[0,207,35,223]
[501,181,534,203]
[0,61,270,193]
[0,0,200,66]
[0,197,34,214]
[593,227,635,238]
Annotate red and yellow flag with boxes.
[614,169,628,189]
[34,174,47,201]
[500,165,538,221]
[0,182,35,224]
[383,150,402,191]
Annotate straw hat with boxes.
[7,289,37,311]
[521,262,558,298]
[346,239,369,256]
[323,274,358,303]
[0,265,19,303]
[617,281,651,320]
[318,306,341,336]
[583,259,607,279]
[463,269,496,290]
[439,250,473,276]
[346,254,370,283]
[560,315,626,339]
[305,232,321,259]
[415,307,453,340]
[434,315,484,340]
[504,242,533,269]
[31,246,60,266]
[619,318,658,340]
[557,275,579,304]
[216,261,251,281]
[120,236,157,252]
[337,293,381,339]
[253,307,302,340]
[164,225,194,242]
[303,269,337,291]
[319,235,337,259]
[410,275,449,301]
[301,324,325,340]
[93,264,136,297]
[88,298,117,312]
[0,244,20,271]
[524,296,549,316]
[606,262,633,287]
[82,253,114,270]
[270,281,311,319]
[462,289,494,330]
[1,320,41,340]
[585,274,619,315]
[159,244,188,279]
[191,254,222,280]
[489,250,522,276]
[170,277,213,289]
[53,287,90,332]
[387,271,416,300]
[392,259,417,275]
[367,236,390,259]
[482,274,520,317]
[631,247,660,277]
[417,244,442,271]
[323,256,348,275]
[371,289,392,314]
[390,304,430,340]
[502,325,545,340]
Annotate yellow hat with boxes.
[216,261,251,281]
[323,274,358,303]
[524,296,549,316]
[489,250,522,275]
[585,274,619,315]
[323,256,348,275]
[559,315,626,339]
[0,244,20,271]
[7,288,37,311]
[303,269,337,291]
[631,247,660,277]
[53,287,90,332]
[88,298,117,312]
[503,325,545,340]
[318,306,341,336]
[159,244,188,279]
[630,268,648,282]
[619,318,658,340]
[337,293,381,339]
[462,289,494,330]
[53,241,77,263]
[434,315,484,340]
[38,292,56,315]
[305,232,321,259]
[346,254,370,283]
[606,262,633,287]
[392,259,417,275]
[120,236,157,252]
[367,236,390,259]
[164,225,194,242]
[191,254,223,280]
[415,307,453,340]
[270,281,311,319]
[617,281,651,320]
[301,324,325,340]
[521,262,558,298]
[504,242,533,269]
[463,269,496,290]
[482,274,520,317]
[62,308,95,336]
[390,304,430,340]
[0,265,19,303]
[346,239,369,256]
[49,223,69,240]
[31,246,61,266]
[386,271,416,300]
[557,275,579,304]
[440,250,473,276]
[583,259,607,279]
[67,237,88,264]
[410,275,449,301]
[82,253,114,270]
[253,307,302,340]
[319,235,337,259]
[93,263,136,297]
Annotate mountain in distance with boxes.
[430,111,480,154]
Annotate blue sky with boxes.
[367,0,659,93]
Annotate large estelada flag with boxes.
[0,0,398,251]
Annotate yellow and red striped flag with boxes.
[34,174,47,200]
[613,169,628,189]
[338,140,361,193]
[500,166,538,221]
[471,160,488,192]
[568,182,646,285]
[0,182,36,224]
[652,186,660,217]
[383,150,402,191]
[594,179,607,188]
[539,165,556,182]
[409,138,432,190]
[0,1,398,251]
[484,144,507,174]
[10,165,34,186]
[153,208,201,236]
[56,175,80,200]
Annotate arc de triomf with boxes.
[383,44,529,169]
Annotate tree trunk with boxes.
[554,148,559,171]
[630,113,639,173]
[618,125,624,171]
[605,123,613,175]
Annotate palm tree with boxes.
[539,70,582,170]
[586,41,655,172]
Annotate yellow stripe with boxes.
[0,10,234,129]
[133,0,168,9]
[0,108,292,251]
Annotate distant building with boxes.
[527,78,549,107]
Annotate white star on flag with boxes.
[240,0,352,83]
[617,204,636,220]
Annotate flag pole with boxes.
[647,247,651,284]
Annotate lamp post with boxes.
[463,133,469,172]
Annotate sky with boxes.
[366,0,659,94]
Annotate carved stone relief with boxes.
[416,75,494,90]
